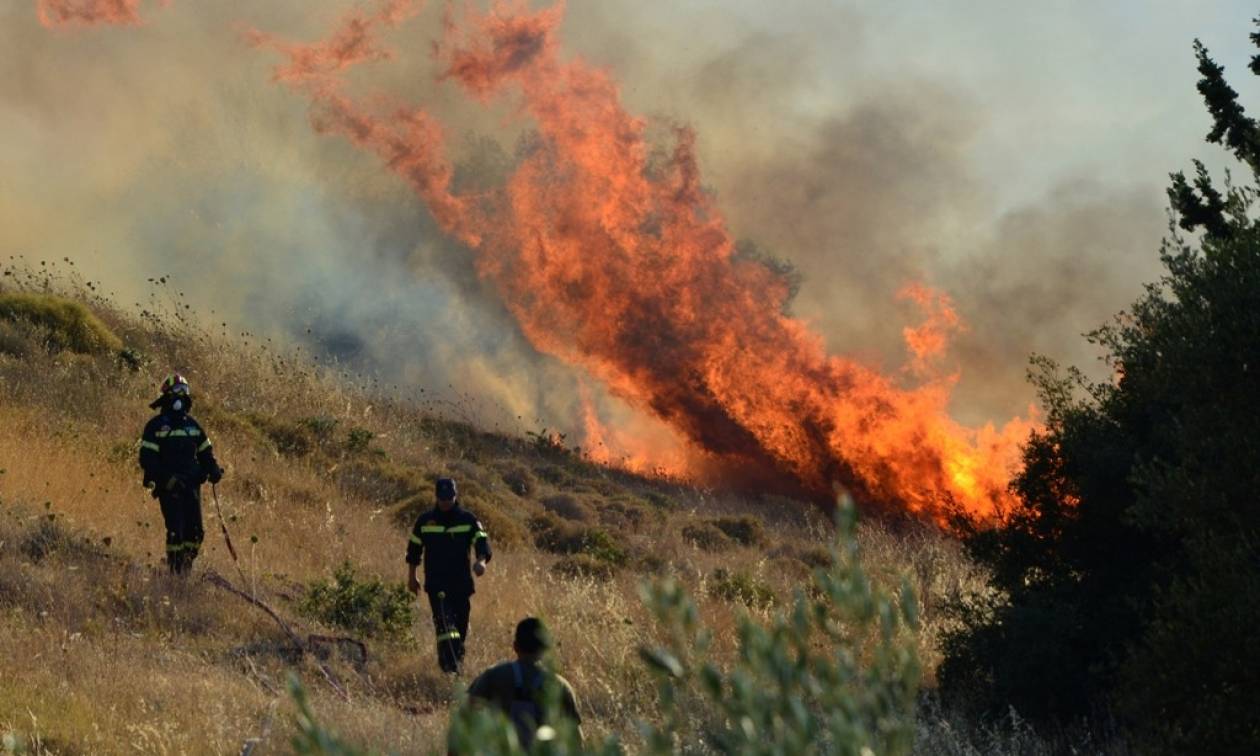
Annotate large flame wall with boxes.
[244,0,1035,520]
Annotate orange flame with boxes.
[35,0,164,28]
[899,282,965,377]
[255,0,1035,520]
[580,383,690,477]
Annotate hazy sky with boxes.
[3,0,1257,435]
[568,0,1256,208]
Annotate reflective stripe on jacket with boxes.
[139,411,217,486]
[406,504,491,595]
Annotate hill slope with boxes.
[0,264,980,752]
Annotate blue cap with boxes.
[436,478,458,501]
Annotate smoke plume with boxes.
[5,0,1171,517]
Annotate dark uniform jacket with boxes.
[138,411,218,489]
[406,504,491,596]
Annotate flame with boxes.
[250,0,1039,520]
[580,383,690,477]
[899,282,965,377]
[35,0,165,28]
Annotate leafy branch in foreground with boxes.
[637,496,921,755]
[294,497,921,755]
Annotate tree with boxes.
[941,20,1260,753]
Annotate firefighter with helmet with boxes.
[138,373,224,575]
[406,477,491,673]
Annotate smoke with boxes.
[4,0,1169,511]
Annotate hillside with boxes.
[0,263,991,753]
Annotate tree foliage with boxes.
[942,20,1260,753]
[291,499,921,755]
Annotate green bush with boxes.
[534,464,571,487]
[344,427,374,454]
[709,516,766,547]
[0,320,33,359]
[942,25,1260,751]
[532,516,626,566]
[642,491,678,510]
[638,502,920,754]
[0,292,122,354]
[500,463,537,497]
[708,568,775,609]
[540,494,591,522]
[300,416,340,441]
[295,498,921,755]
[244,412,317,457]
[298,561,413,642]
[596,498,649,531]
[20,516,74,563]
[680,522,730,551]
[334,459,425,503]
[552,554,619,582]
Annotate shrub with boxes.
[0,320,33,359]
[296,499,921,755]
[526,427,568,456]
[298,561,413,642]
[20,516,74,563]
[0,292,122,354]
[540,494,591,522]
[333,459,424,503]
[467,502,529,551]
[499,463,536,497]
[597,498,649,531]
[344,427,374,454]
[709,515,765,547]
[681,522,730,551]
[300,416,339,441]
[244,413,316,457]
[532,516,627,565]
[533,464,571,486]
[796,545,833,569]
[638,498,921,754]
[643,491,678,510]
[708,568,775,609]
[552,553,619,581]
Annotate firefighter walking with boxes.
[406,477,491,674]
[138,373,224,575]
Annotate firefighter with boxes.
[406,477,491,674]
[138,373,223,575]
[463,617,583,749]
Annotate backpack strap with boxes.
[512,661,545,698]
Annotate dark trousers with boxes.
[427,591,471,673]
[158,486,204,575]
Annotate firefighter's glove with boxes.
[407,575,421,595]
[473,559,487,577]
[144,479,159,498]
[207,466,224,485]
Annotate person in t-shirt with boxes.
[465,617,582,748]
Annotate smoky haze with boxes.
[2,0,1184,452]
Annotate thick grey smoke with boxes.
[1,0,1185,446]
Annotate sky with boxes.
[2,0,1257,440]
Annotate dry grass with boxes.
[0,266,990,753]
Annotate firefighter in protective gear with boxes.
[138,374,224,575]
[406,477,491,674]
